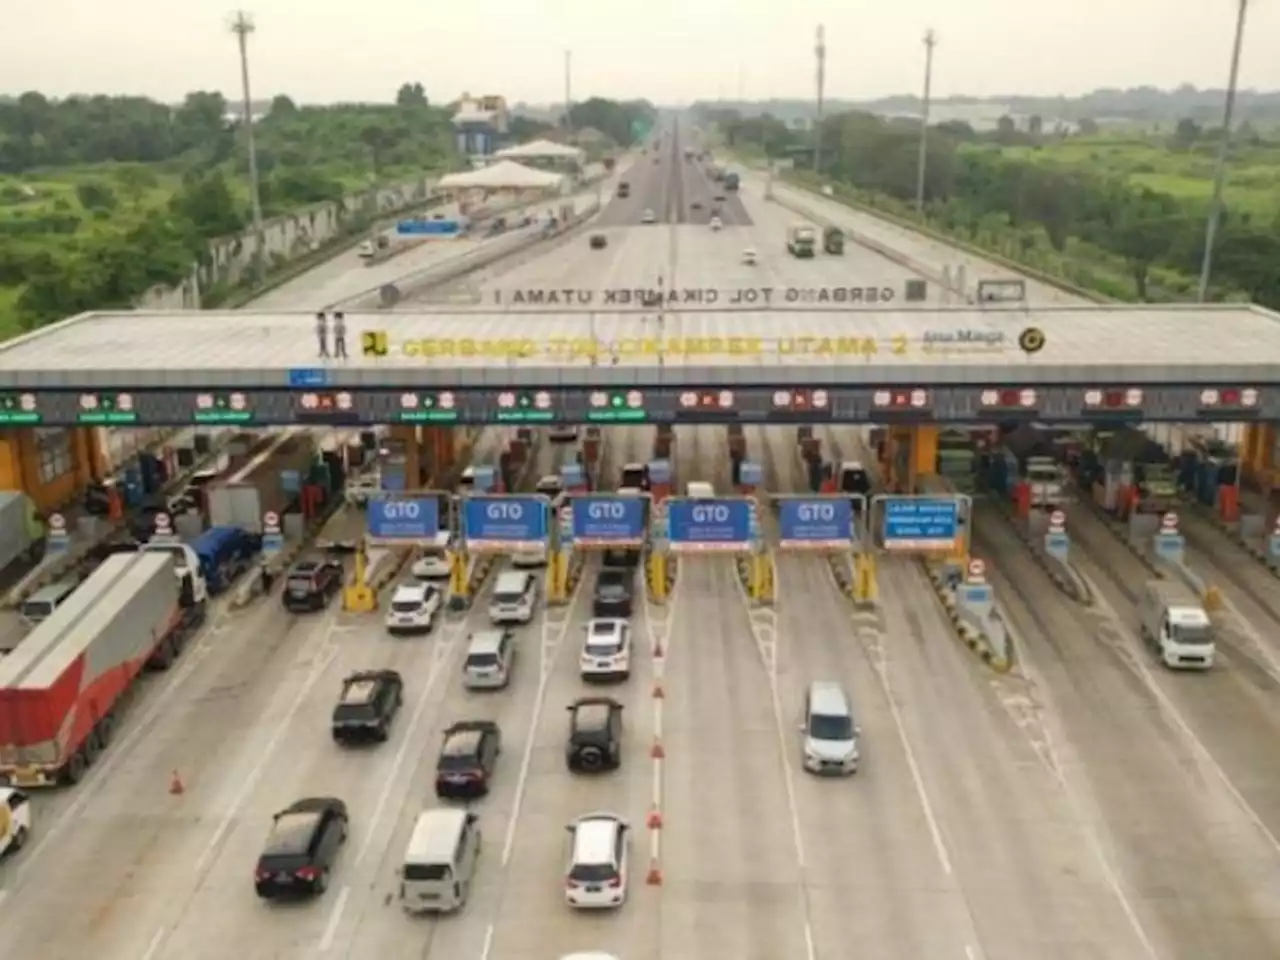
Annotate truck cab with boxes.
[141,541,210,605]
[1139,580,1215,670]
[1024,456,1066,509]
[787,225,817,258]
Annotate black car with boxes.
[332,670,403,744]
[589,233,607,249]
[283,559,344,612]
[435,721,502,799]
[602,547,641,570]
[592,568,634,619]
[254,797,348,899]
[566,697,623,772]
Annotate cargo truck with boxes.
[823,226,844,254]
[1139,580,1215,670]
[724,172,740,192]
[143,525,258,597]
[0,552,207,786]
[787,225,817,258]
[0,491,46,577]
[1025,456,1068,508]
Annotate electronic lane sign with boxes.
[666,498,753,553]
[882,497,959,550]
[570,495,648,547]
[367,497,440,541]
[462,496,548,552]
[778,497,854,550]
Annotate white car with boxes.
[709,216,722,231]
[345,472,382,507]
[384,581,442,635]
[742,247,758,265]
[535,474,567,512]
[0,787,32,856]
[565,813,630,909]
[357,240,376,259]
[411,532,455,580]
[640,209,655,224]
[580,619,632,681]
[548,424,579,443]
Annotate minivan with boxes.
[18,578,79,627]
[488,570,538,625]
[463,630,516,689]
[400,808,481,914]
[801,681,860,775]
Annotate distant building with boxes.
[452,93,509,156]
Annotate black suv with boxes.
[592,568,634,619]
[332,670,403,744]
[589,233,607,249]
[435,721,502,799]
[254,797,348,899]
[566,697,623,772]
[283,559,344,612]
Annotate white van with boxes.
[384,581,442,635]
[686,481,714,499]
[400,808,481,914]
[801,681,860,775]
[19,578,79,627]
[1139,579,1215,669]
[463,630,516,689]
[488,570,538,624]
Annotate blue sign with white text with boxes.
[571,496,647,545]
[779,497,853,547]
[463,496,547,549]
[396,218,460,236]
[883,497,959,549]
[1154,532,1185,564]
[368,497,439,540]
[666,498,753,552]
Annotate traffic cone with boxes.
[646,858,663,885]
[169,770,185,795]
[647,806,663,829]
[652,680,664,699]
[650,738,665,759]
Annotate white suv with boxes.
[384,581,442,635]
[488,570,538,625]
[580,619,631,682]
[411,532,454,580]
[565,813,630,909]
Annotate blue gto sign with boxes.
[462,496,547,551]
[367,497,440,540]
[570,496,647,546]
[778,497,853,549]
[666,498,753,552]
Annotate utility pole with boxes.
[1198,0,1250,302]
[914,29,937,214]
[230,11,265,277]
[813,25,826,173]
[563,50,573,133]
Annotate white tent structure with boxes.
[436,160,565,191]
[493,139,585,163]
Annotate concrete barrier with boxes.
[981,501,1092,605]
[644,549,677,604]
[1179,493,1280,580]
[923,561,1011,672]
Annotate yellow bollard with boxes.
[1203,585,1223,612]
[449,550,469,601]
[648,551,667,602]
[761,552,776,603]
[854,552,878,606]
[343,542,376,613]
[749,551,764,601]
[547,550,566,604]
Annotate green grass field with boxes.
[982,137,1280,214]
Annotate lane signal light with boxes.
[1084,388,1143,408]
[980,388,1037,408]
[872,388,929,409]
[1199,387,1258,408]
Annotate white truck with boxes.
[1025,456,1067,508]
[0,786,31,854]
[1138,580,1215,670]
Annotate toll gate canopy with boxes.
[2,303,1280,427]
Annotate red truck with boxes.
[0,551,206,787]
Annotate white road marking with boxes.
[193,631,341,874]
[353,628,461,866]
[478,922,495,960]
[318,884,350,952]
[140,926,167,960]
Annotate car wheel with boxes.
[12,826,28,850]
[579,746,605,770]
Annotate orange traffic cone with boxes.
[169,770,185,795]
[652,680,665,699]
[650,738,665,760]
[647,806,663,829]
[646,859,663,885]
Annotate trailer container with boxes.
[0,491,45,576]
[0,552,205,787]
[207,431,317,534]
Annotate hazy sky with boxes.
[4,0,1277,104]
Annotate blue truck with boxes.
[189,526,262,596]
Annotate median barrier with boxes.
[1179,493,1280,579]
[644,549,677,605]
[923,561,1011,673]
[978,499,1092,606]
[827,553,855,599]
[563,552,587,599]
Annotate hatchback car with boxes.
[592,569,634,620]
[435,720,502,799]
[282,559,344,612]
[580,619,631,682]
[566,697,624,772]
[564,813,630,909]
[254,797,348,899]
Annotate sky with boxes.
[3,0,1278,105]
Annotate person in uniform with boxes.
[315,311,329,358]
[332,311,348,359]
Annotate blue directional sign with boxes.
[368,497,439,540]
[883,497,959,550]
[287,368,328,388]
[778,497,854,549]
[740,461,763,486]
[396,218,460,236]
[463,496,548,551]
[648,460,672,485]
[666,498,753,553]
[1154,532,1185,564]
[571,495,647,546]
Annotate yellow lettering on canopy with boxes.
[891,334,908,356]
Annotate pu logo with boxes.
[362,331,389,357]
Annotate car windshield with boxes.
[585,641,621,657]
[263,814,319,856]
[334,703,377,723]
[809,714,855,741]
[493,589,525,604]
[1172,624,1214,646]
[404,863,450,882]
[391,598,423,613]
[596,584,626,598]
[569,862,617,884]
[287,576,315,592]
[466,652,500,668]
[437,750,480,771]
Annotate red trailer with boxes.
[0,552,205,787]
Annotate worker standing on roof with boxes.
[315,311,329,358]
[332,311,348,359]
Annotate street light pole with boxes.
[230,11,265,277]
[1197,0,1250,302]
[813,25,826,173]
[915,29,937,215]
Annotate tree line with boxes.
[699,106,1280,308]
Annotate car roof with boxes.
[808,681,853,716]
[571,698,618,731]
[441,726,486,757]
[493,570,531,590]
[468,630,508,653]
[570,814,624,862]
[340,678,381,705]
[392,581,432,599]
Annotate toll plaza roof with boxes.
[4,302,1280,390]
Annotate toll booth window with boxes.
[36,428,72,484]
